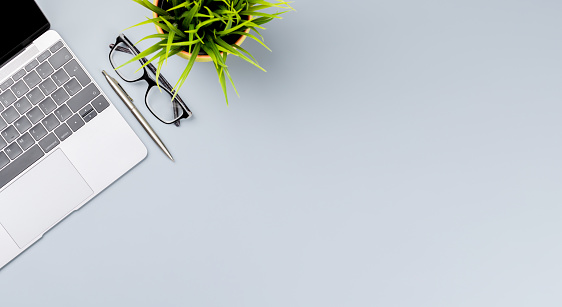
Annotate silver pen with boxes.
[102,70,174,161]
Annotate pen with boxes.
[101,70,174,161]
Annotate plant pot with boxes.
[152,0,250,63]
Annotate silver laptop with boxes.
[0,1,146,269]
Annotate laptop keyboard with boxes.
[0,40,110,190]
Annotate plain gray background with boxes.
[2,0,562,306]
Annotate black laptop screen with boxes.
[0,1,50,66]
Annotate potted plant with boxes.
[126,0,294,104]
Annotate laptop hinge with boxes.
[0,45,40,84]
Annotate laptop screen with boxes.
[0,1,49,66]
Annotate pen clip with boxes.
[116,82,134,102]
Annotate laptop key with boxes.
[0,117,6,131]
[23,70,42,89]
[50,41,63,53]
[16,133,34,151]
[27,87,45,105]
[36,61,54,79]
[2,106,19,124]
[38,97,57,115]
[64,59,91,86]
[54,105,72,122]
[38,133,59,153]
[54,124,72,142]
[0,90,17,107]
[67,83,99,112]
[67,114,85,132]
[2,125,19,143]
[0,152,8,169]
[52,88,69,105]
[14,116,32,134]
[25,59,39,72]
[14,97,32,114]
[5,143,22,160]
[12,80,29,98]
[37,50,51,62]
[0,136,6,150]
[30,123,48,141]
[91,95,110,113]
[0,79,14,91]
[49,47,72,70]
[0,145,45,190]
[42,114,60,132]
[39,78,57,96]
[12,69,26,81]
[52,69,70,87]
[26,106,45,124]
[79,104,97,123]
[64,78,81,96]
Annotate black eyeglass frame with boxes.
[109,33,192,124]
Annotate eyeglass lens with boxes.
[146,87,182,124]
[110,42,144,81]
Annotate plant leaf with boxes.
[131,0,169,16]
[231,31,271,51]
[159,16,187,38]
[172,43,200,99]
[214,36,265,72]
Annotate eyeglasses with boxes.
[109,33,192,125]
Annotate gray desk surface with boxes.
[2,0,562,306]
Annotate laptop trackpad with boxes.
[0,150,93,248]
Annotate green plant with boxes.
[126,0,294,104]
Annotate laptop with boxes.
[0,1,147,269]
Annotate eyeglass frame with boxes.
[109,33,192,124]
